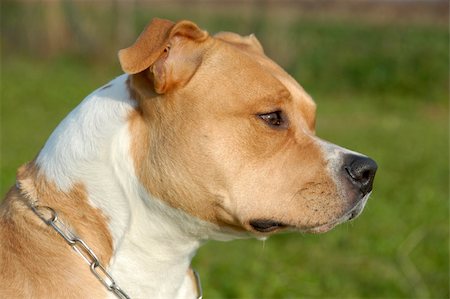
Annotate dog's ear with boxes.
[214,32,264,55]
[119,18,208,93]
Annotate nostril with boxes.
[361,169,372,182]
[344,155,378,195]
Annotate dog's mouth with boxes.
[249,193,371,234]
[249,219,290,233]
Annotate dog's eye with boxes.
[258,111,287,129]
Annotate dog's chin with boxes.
[249,193,371,235]
[307,193,371,234]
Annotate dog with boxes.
[0,18,377,298]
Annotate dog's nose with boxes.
[343,154,377,195]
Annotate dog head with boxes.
[120,19,377,236]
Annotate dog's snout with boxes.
[343,154,377,195]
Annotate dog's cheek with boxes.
[223,137,349,229]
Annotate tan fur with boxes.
[119,18,208,77]
[0,162,113,298]
[118,18,175,75]
[124,19,354,234]
[215,32,265,54]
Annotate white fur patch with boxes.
[36,75,136,191]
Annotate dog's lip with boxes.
[249,219,336,234]
[248,193,371,234]
[249,219,290,233]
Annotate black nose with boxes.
[343,154,378,195]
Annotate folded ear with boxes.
[118,18,208,93]
[118,18,175,75]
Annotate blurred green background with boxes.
[1,1,448,298]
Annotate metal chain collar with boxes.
[194,269,203,299]
[16,182,203,299]
[29,204,131,299]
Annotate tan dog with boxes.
[0,18,377,298]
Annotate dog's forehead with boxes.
[196,36,316,129]
[252,49,315,107]
[206,36,316,109]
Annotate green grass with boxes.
[1,8,448,299]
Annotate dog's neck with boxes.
[104,184,203,299]
[34,75,213,298]
[104,137,206,298]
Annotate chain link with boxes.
[30,205,131,299]
[192,269,203,299]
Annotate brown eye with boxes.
[258,111,287,129]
